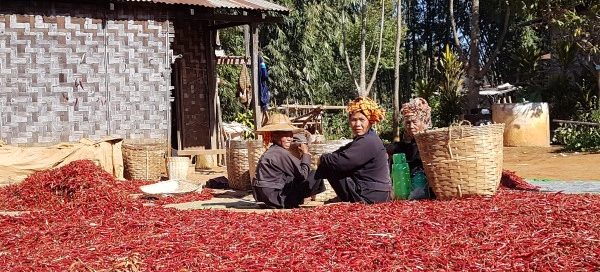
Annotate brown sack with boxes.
[0,137,124,185]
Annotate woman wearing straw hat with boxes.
[314,97,392,204]
[253,113,325,209]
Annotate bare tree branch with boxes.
[341,12,361,93]
[515,18,543,28]
[393,0,403,142]
[367,35,376,62]
[449,0,467,61]
[366,0,385,94]
[479,4,511,77]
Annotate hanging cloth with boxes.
[258,56,270,112]
[238,65,252,107]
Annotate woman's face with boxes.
[272,131,294,149]
[404,116,426,138]
[349,112,372,137]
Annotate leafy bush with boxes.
[233,111,256,140]
[436,45,465,127]
[322,112,351,140]
[553,98,600,152]
[553,126,600,152]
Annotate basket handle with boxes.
[446,120,472,159]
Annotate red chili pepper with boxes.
[0,162,598,271]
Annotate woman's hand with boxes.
[298,143,309,154]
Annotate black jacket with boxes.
[391,139,424,176]
[315,130,392,191]
[255,144,311,189]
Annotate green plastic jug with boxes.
[391,163,411,200]
[393,153,406,164]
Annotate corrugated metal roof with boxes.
[121,0,288,13]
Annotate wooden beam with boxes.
[250,23,262,130]
[208,21,247,30]
[177,149,227,156]
[209,14,284,24]
[553,119,600,127]
[207,27,218,149]
[216,56,250,65]
[276,105,347,110]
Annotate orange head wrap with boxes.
[346,96,385,123]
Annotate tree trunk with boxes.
[597,70,600,101]
[466,0,481,111]
[393,0,403,142]
[359,2,368,96]
[425,0,433,78]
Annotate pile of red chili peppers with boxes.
[501,169,541,191]
[0,160,598,271]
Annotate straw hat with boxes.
[256,113,303,134]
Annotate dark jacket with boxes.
[315,130,392,191]
[254,144,311,189]
[390,139,424,176]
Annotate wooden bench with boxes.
[553,119,600,127]
[177,148,227,156]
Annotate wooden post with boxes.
[250,23,262,130]
[243,13,250,61]
[207,26,218,150]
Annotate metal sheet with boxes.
[121,0,288,13]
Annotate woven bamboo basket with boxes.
[247,139,266,181]
[195,154,216,170]
[414,122,505,200]
[308,139,352,170]
[227,140,251,190]
[167,157,190,180]
[122,140,166,181]
[309,139,352,202]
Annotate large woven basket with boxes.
[227,140,251,190]
[122,140,166,181]
[309,139,352,202]
[308,139,352,170]
[414,122,505,200]
[247,139,266,181]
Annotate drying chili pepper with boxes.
[145,188,214,205]
[500,169,541,191]
[0,162,598,271]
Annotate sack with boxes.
[238,65,252,105]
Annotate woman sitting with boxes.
[314,97,392,204]
[253,113,325,209]
[388,97,433,199]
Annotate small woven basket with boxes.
[167,157,190,180]
[414,122,505,200]
[122,140,166,181]
[247,139,266,181]
[227,140,251,190]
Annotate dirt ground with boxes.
[503,146,600,180]
[1,146,597,215]
[188,145,600,186]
